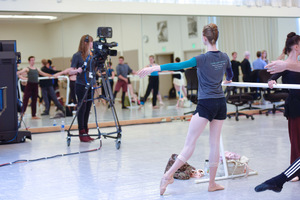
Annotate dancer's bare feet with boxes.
[208,183,225,192]
[138,105,143,110]
[291,176,299,182]
[32,116,40,120]
[153,105,159,109]
[160,176,174,195]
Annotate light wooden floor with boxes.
[0,113,299,200]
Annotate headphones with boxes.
[84,34,89,43]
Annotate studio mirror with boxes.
[0,11,298,131]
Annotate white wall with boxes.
[277,18,299,57]
[1,0,300,17]
[0,22,48,68]
[1,14,298,70]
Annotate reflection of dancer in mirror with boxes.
[17,56,53,119]
[138,23,233,195]
[113,57,136,109]
[107,61,115,93]
[172,57,188,107]
[127,77,139,105]
[54,60,78,105]
[99,61,115,105]
[139,55,160,109]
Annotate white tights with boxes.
[165,114,224,185]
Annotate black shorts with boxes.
[193,97,227,122]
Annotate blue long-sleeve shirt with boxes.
[161,51,233,99]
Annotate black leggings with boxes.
[76,83,93,131]
[69,80,77,104]
[143,76,159,106]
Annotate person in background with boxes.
[107,61,115,93]
[17,56,52,119]
[70,34,95,142]
[69,58,77,104]
[113,56,136,109]
[140,55,160,109]
[103,61,115,107]
[172,57,188,107]
[40,59,65,116]
[231,52,240,82]
[241,51,251,92]
[261,50,269,64]
[138,23,233,195]
[252,51,267,70]
[267,32,300,182]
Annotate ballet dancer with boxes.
[138,23,233,195]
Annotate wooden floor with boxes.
[0,113,299,200]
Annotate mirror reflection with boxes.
[0,12,298,130]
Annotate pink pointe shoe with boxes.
[160,176,174,195]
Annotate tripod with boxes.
[66,62,122,149]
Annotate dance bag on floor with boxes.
[164,154,196,180]
[220,152,250,176]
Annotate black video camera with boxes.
[92,27,118,70]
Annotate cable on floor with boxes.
[0,145,102,168]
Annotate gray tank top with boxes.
[27,67,39,83]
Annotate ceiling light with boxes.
[0,15,57,20]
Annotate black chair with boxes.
[239,70,262,111]
[184,68,198,115]
[226,86,255,121]
[258,70,288,115]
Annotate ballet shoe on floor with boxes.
[208,183,225,192]
[160,176,174,195]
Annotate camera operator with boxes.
[70,34,95,142]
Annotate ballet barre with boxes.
[111,72,184,109]
[222,82,300,89]
[196,81,300,184]
[18,76,71,106]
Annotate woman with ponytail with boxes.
[71,34,95,142]
[138,23,233,195]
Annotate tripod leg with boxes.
[101,74,122,142]
[91,85,102,140]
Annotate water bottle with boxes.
[53,119,57,126]
[61,120,65,132]
[204,159,210,176]
[218,162,225,176]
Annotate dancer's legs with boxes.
[160,114,209,195]
[208,119,225,191]
[255,156,300,193]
